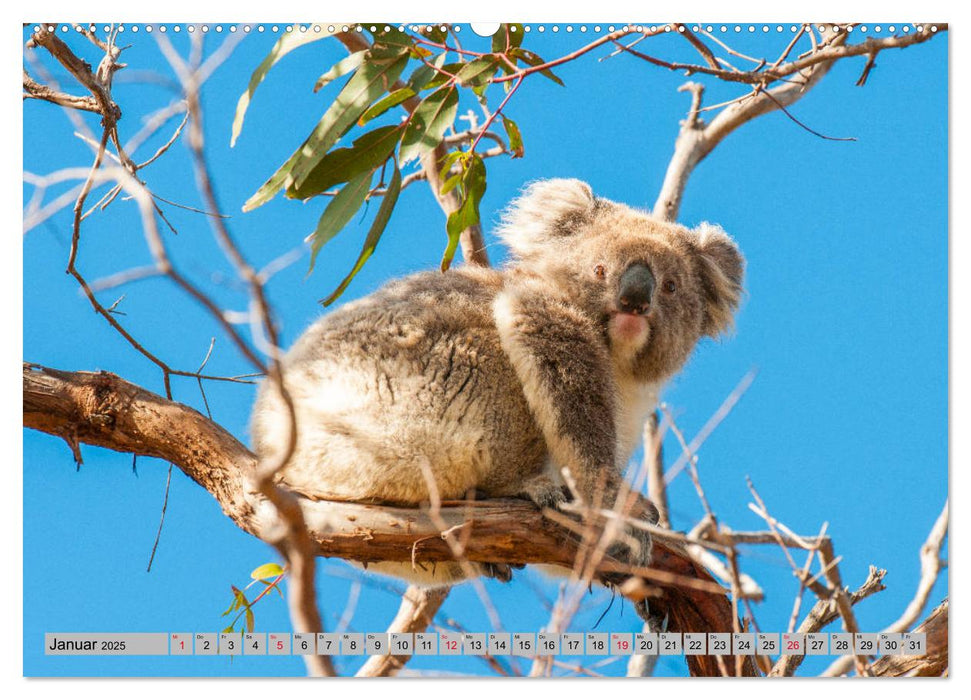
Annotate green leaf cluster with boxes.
[233,24,560,303]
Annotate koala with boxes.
[250,179,743,586]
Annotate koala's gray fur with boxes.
[251,179,744,586]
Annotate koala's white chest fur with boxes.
[614,374,660,463]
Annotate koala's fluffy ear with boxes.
[691,223,744,338]
[496,179,598,259]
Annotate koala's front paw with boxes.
[519,475,569,511]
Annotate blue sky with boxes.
[23,24,947,677]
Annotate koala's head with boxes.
[497,179,744,382]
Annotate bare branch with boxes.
[652,26,947,221]
[770,565,887,676]
[23,69,101,113]
[822,503,948,677]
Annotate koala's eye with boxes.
[664,279,677,294]
[594,264,606,279]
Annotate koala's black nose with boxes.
[617,262,655,315]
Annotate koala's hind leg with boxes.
[493,287,652,568]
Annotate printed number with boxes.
[737,641,751,650]
[252,641,259,650]
[810,640,822,650]
[300,641,309,650]
[883,640,898,651]
[713,640,727,651]
[421,640,432,650]
[446,640,457,651]
[762,640,777,651]
[348,641,358,650]
[374,640,383,650]
[688,640,702,651]
[835,640,849,651]
[592,640,605,650]
[101,641,126,651]
[618,640,630,651]
[520,640,532,651]
[860,640,874,651]
[325,640,333,650]
[664,640,676,650]
[178,641,184,650]
[469,640,482,650]
[786,640,800,651]
[543,640,556,651]
[276,641,284,650]
[203,640,211,650]
[567,640,580,651]
[227,641,235,650]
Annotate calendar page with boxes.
[21,3,949,683]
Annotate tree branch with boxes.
[23,361,756,677]
[652,25,947,221]
[870,599,948,677]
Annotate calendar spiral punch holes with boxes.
[27,23,947,35]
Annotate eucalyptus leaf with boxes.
[368,26,414,47]
[492,23,524,53]
[406,52,447,91]
[502,115,524,158]
[313,51,367,93]
[231,30,329,147]
[250,562,284,581]
[424,25,448,43]
[308,171,372,272]
[289,52,409,189]
[243,142,305,212]
[398,86,459,164]
[288,125,402,200]
[359,88,416,125]
[508,47,565,86]
[455,56,499,87]
[423,62,465,90]
[321,162,401,306]
[440,171,462,195]
[442,154,486,270]
[437,150,464,181]
[245,608,255,634]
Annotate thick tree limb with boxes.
[870,599,948,677]
[23,362,756,676]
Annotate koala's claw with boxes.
[480,562,518,583]
[607,527,654,572]
[520,477,569,511]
